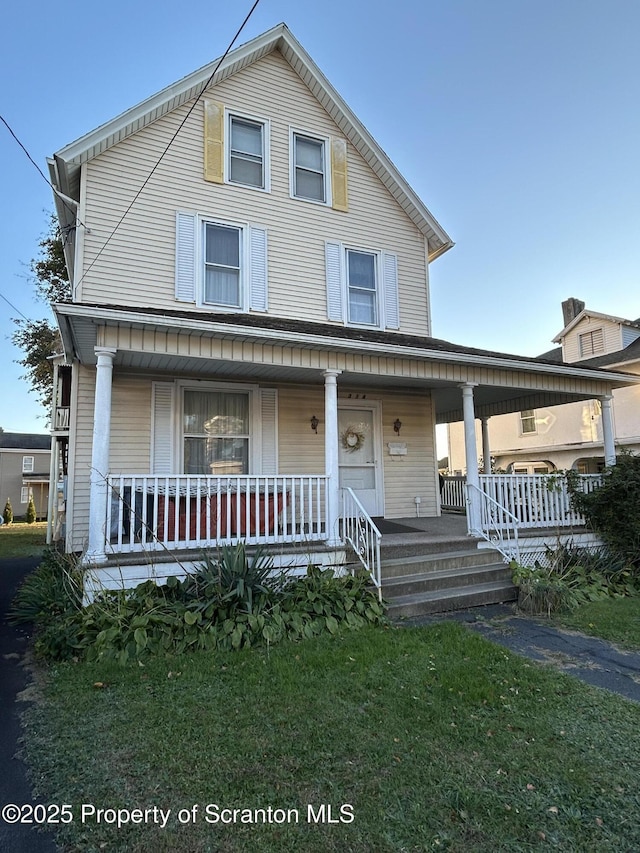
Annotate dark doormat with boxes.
[371,518,423,534]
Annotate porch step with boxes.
[381,546,517,618]
[385,580,517,620]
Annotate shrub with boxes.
[567,453,640,568]
[3,498,13,525]
[512,544,639,616]
[20,548,387,664]
[26,495,36,524]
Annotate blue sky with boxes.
[2,0,639,435]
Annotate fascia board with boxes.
[55,303,640,387]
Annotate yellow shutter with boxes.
[331,137,348,211]
[203,99,224,183]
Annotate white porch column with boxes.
[600,394,616,467]
[461,383,481,534]
[85,347,117,564]
[324,368,342,546]
[481,416,491,474]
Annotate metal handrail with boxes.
[467,482,520,563]
[341,487,382,601]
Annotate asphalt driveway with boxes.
[0,556,57,852]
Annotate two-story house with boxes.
[47,24,638,594]
[447,297,640,476]
[0,433,50,521]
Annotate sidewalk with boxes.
[409,603,640,704]
[0,556,58,852]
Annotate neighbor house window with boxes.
[520,410,537,435]
[22,456,34,473]
[292,133,327,202]
[228,115,266,189]
[183,390,249,475]
[21,486,32,504]
[579,329,604,357]
[347,250,378,325]
[204,223,241,308]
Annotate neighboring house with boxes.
[0,433,50,521]
[448,298,640,475]
[47,24,638,591]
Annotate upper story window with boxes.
[579,328,604,358]
[520,410,537,435]
[175,211,267,313]
[292,132,328,202]
[347,250,377,326]
[325,241,399,330]
[22,456,34,473]
[228,115,266,189]
[204,223,241,308]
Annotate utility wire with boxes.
[0,290,30,322]
[0,114,89,233]
[76,0,262,289]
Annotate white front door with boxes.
[338,406,383,516]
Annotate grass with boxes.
[0,521,47,558]
[22,622,640,852]
[552,596,640,649]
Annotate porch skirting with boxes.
[478,530,604,568]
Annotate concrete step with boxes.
[382,562,512,597]
[380,536,480,561]
[381,548,501,579]
[386,581,518,620]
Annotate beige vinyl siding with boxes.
[277,386,326,474]
[79,52,430,336]
[563,317,622,363]
[67,371,153,551]
[379,390,437,517]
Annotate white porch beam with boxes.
[84,347,117,564]
[324,368,342,546]
[461,383,481,534]
[600,395,616,466]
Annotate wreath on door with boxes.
[341,424,366,453]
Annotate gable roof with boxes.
[553,307,640,342]
[48,23,453,263]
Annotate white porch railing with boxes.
[441,475,466,511]
[467,482,520,563]
[342,487,382,600]
[106,474,327,554]
[478,473,602,530]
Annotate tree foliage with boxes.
[567,453,640,568]
[11,216,71,412]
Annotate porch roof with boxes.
[55,302,640,423]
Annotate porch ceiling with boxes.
[55,303,639,423]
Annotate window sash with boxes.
[229,117,264,188]
[203,223,241,307]
[520,410,537,434]
[294,134,326,201]
[347,250,377,325]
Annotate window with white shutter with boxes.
[325,241,399,330]
[175,213,267,313]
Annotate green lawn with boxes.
[23,622,640,852]
[0,522,47,558]
[553,596,640,649]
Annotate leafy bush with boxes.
[512,544,639,616]
[16,546,387,664]
[567,453,640,568]
[3,498,13,525]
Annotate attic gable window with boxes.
[293,133,327,202]
[579,328,604,358]
[229,116,265,189]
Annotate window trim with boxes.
[22,455,34,473]
[346,247,380,327]
[177,380,261,475]
[225,110,271,192]
[290,128,331,205]
[519,410,537,435]
[197,216,247,312]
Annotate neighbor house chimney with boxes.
[562,297,585,328]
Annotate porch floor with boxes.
[374,512,473,551]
